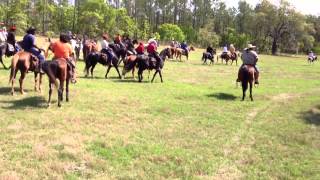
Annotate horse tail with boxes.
[202,53,205,61]
[241,67,249,92]
[9,54,19,84]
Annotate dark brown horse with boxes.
[0,43,9,69]
[9,51,40,95]
[218,52,238,65]
[84,52,122,79]
[136,48,171,83]
[42,58,76,107]
[238,65,255,101]
[175,46,195,61]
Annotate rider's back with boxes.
[241,50,258,65]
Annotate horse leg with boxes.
[39,74,43,93]
[0,56,7,69]
[159,70,163,83]
[66,79,69,102]
[19,72,26,95]
[249,82,253,101]
[151,70,159,83]
[138,69,143,82]
[242,81,248,101]
[105,65,112,79]
[114,65,122,79]
[34,72,38,92]
[58,79,64,107]
[91,63,96,78]
[132,66,135,79]
[48,83,53,107]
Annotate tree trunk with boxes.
[272,38,278,55]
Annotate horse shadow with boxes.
[0,87,31,95]
[300,105,320,126]
[0,96,47,109]
[206,93,237,101]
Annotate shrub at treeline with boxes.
[1,0,319,54]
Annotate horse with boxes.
[308,56,317,64]
[9,51,40,95]
[82,39,98,60]
[84,52,121,79]
[42,58,76,107]
[0,43,8,69]
[202,49,216,65]
[175,46,195,61]
[238,65,256,101]
[218,52,238,65]
[108,43,127,65]
[136,48,171,83]
[122,55,138,79]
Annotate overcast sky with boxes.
[224,0,320,15]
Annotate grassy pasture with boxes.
[0,40,319,179]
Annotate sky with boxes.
[224,0,320,15]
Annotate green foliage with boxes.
[158,23,185,41]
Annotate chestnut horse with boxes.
[83,40,98,60]
[238,65,255,101]
[218,52,238,65]
[9,51,39,95]
[42,58,76,107]
[175,46,195,61]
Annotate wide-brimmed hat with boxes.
[247,44,256,49]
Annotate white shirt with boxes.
[101,39,109,49]
[70,39,77,50]
[223,46,228,53]
[148,39,158,47]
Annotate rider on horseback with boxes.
[237,44,259,84]
[222,45,228,56]
[229,44,237,59]
[147,41,161,68]
[100,33,113,60]
[114,33,125,49]
[136,42,145,55]
[6,26,19,54]
[206,45,215,59]
[181,40,188,54]
[46,33,75,79]
[308,51,317,61]
[21,27,45,73]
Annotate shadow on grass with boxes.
[207,93,237,101]
[0,96,47,109]
[111,78,149,83]
[0,87,31,95]
[301,105,320,126]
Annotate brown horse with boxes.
[238,65,255,101]
[42,58,76,107]
[122,54,138,79]
[218,52,238,65]
[83,40,98,60]
[175,46,195,61]
[9,51,40,95]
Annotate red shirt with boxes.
[50,41,73,59]
[147,43,156,54]
[136,43,144,54]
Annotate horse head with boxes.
[160,48,171,61]
[29,55,40,72]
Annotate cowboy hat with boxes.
[247,44,256,49]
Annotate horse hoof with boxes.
[58,104,62,108]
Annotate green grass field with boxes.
[0,47,319,179]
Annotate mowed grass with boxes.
[0,42,319,179]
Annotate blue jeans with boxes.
[27,47,45,63]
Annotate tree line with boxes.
[0,0,319,54]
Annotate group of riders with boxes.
[0,25,260,84]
